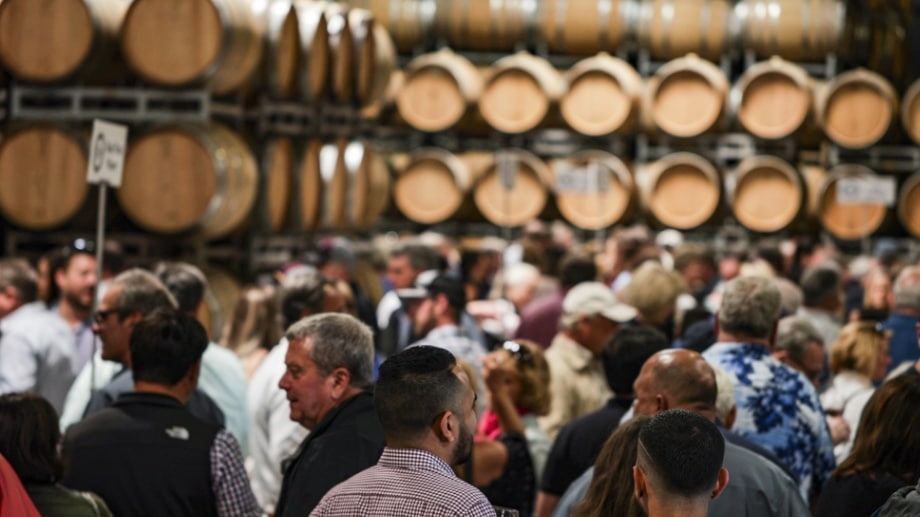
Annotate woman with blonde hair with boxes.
[221,285,283,379]
[820,320,892,463]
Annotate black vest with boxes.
[62,392,220,517]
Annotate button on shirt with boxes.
[311,447,494,517]
[704,342,835,500]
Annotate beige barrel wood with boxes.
[436,0,530,52]
[816,69,897,149]
[298,139,323,230]
[553,150,635,230]
[639,152,721,229]
[325,4,355,104]
[356,21,396,107]
[292,0,330,102]
[898,173,920,238]
[393,148,482,224]
[645,54,729,138]
[121,0,264,94]
[0,125,88,230]
[199,265,241,342]
[731,156,803,233]
[900,78,920,145]
[480,52,566,134]
[0,0,129,83]
[340,141,391,229]
[265,0,300,99]
[397,50,483,132]
[118,124,258,239]
[736,58,812,140]
[817,164,888,240]
[317,139,349,230]
[638,0,733,60]
[739,0,845,61]
[540,0,635,55]
[346,0,436,53]
[474,150,551,227]
[561,53,642,136]
[262,137,294,232]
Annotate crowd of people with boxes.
[1,223,920,516]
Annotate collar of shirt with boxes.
[705,341,771,360]
[377,447,455,477]
[425,324,464,340]
[550,333,596,371]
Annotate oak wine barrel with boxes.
[473,149,552,227]
[816,69,897,149]
[396,49,483,132]
[552,150,635,230]
[325,3,355,103]
[737,0,845,61]
[639,152,722,229]
[638,0,733,61]
[345,0,436,54]
[561,53,642,136]
[898,172,920,238]
[540,0,636,55]
[392,148,489,224]
[735,57,813,140]
[817,164,889,240]
[644,54,729,138]
[900,78,920,145]
[730,156,804,233]
[260,137,294,232]
[479,52,566,134]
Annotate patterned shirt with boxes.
[704,342,835,500]
[210,429,261,516]
[310,447,494,517]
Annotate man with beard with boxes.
[274,313,385,516]
[312,346,494,516]
[46,240,98,374]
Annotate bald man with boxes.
[631,349,809,517]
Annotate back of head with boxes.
[111,268,178,317]
[893,265,920,311]
[829,321,887,377]
[285,312,374,389]
[0,258,38,305]
[604,325,670,394]
[672,243,715,273]
[0,393,61,484]
[130,308,209,386]
[621,262,685,325]
[222,285,282,354]
[835,375,920,484]
[559,253,598,289]
[650,350,718,411]
[718,276,781,340]
[426,274,467,319]
[775,316,823,364]
[375,346,464,444]
[638,409,725,499]
[800,265,842,309]
[153,262,207,313]
[278,268,330,327]
[392,242,441,272]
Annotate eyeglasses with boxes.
[93,309,117,323]
[501,341,533,365]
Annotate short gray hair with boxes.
[112,268,177,317]
[0,259,38,304]
[718,276,781,339]
[285,313,374,389]
[775,316,824,365]
[894,266,920,311]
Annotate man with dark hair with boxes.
[376,242,441,357]
[0,259,74,411]
[704,276,834,503]
[248,268,348,513]
[62,269,224,429]
[537,325,668,517]
[312,346,493,516]
[154,262,249,453]
[796,265,844,352]
[46,240,98,374]
[61,309,259,516]
[633,410,729,517]
[274,313,385,516]
[513,253,598,349]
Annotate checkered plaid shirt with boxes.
[310,447,494,516]
[211,429,261,516]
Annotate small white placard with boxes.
[498,153,516,190]
[836,177,896,206]
[86,119,128,187]
[556,162,610,193]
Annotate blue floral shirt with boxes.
[704,342,835,500]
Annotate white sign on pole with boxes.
[86,119,128,187]
[836,177,897,206]
[555,162,610,193]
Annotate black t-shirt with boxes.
[540,397,632,496]
[816,473,909,517]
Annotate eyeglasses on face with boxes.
[93,309,118,323]
[501,341,533,365]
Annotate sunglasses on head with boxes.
[501,341,533,365]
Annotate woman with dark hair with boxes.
[0,393,111,516]
[572,416,650,517]
[816,375,920,516]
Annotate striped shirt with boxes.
[310,448,494,517]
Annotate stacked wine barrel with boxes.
[0,0,395,239]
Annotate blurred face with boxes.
[279,337,336,429]
[799,341,826,388]
[864,275,892,310]
[682,260,715,295]
[873,339,891,382]
[387,255,416,290]
[411,296,438,338]
[719,256,741,282]
[322,286,348,314]
[56,253,98,312]
[579,315,619,355]
[92,286,133,364]
[450,367,477,466]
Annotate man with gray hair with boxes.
[703,276,834,503]
[274,313,385,516]
[882,265,920,374]
[773,316,826,388]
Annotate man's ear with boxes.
[328,367,352,399]
[712,313,720,336]
[655,393,668,412]
[711,467,730,500]
[432,410,456,444]
[124,311,144,327]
